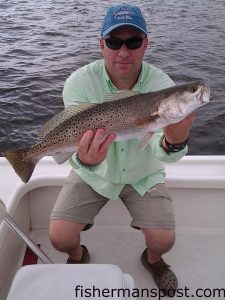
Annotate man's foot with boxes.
[67,245,90,264]
[141,248,178,294]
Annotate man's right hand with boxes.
[77,129,116,165]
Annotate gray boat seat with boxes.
[7,264,135,300]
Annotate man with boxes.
[49,3,194,293]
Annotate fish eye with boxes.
[190,86,198,93]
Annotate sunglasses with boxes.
[104,36,144,50]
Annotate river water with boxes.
[0,0,225,155]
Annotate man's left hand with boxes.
[163,112,195,144]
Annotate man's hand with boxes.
[163,112,195,144]
[77,129,116,165]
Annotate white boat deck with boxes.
[29,224,225,300]
[1,156,225,299]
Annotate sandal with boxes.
[141,248,178,293]
[67,245,90,264]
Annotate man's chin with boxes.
[115,67,133,77]
[115,62,132,70]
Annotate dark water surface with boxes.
[0,0,225,155]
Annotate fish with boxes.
[2,81,210,183]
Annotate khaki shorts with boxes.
[51,170,175,230]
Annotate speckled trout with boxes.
[2,82,210,183]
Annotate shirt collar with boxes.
[137,63,144,86]
[103,62,116,91]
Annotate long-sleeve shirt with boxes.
[62,59,187,200]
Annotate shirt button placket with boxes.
[120,146,126,179]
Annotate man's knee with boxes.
[49,219,86,251]
[142,228,175,251]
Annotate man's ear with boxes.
[99,38,105,50]
[143,37,148,50]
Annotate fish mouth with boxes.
[199,84,210,104]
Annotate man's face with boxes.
[100,26,148,83]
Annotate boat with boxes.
[0,155,225,299]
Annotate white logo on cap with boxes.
[114,7,134,21]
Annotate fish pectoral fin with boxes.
[105,90,140,102]
[135,111,159,127]
[52,152,74,164]
[135,116,153,127]
[137,132,154,151]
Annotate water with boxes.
[0,0,225,155]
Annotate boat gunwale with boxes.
[1,155,225,217]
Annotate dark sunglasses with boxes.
[104,36,144,50]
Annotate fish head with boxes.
[157,82,210,122]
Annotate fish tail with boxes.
[2,148,37,183]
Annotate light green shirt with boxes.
[63,59,187,200]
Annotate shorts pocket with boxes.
[147,183,172,201]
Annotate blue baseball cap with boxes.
[100,3,148,37]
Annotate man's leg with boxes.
[141,228,175,263]
[120,183,177,292]
[49,169,108,262]
[140,228,177,293]
[49,220,86,261]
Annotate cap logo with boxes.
[113,7,134,21]
[101,4,147,37]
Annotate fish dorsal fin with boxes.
[105,90,140,102]
[37,103,96,140]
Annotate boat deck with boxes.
[28,224,225,300]
[24,193,225,300]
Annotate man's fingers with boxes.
[163,112,196,144]
[78,130,94,153]
[99,134,116,153]
[78,129,116,165]
[88,129,106,153]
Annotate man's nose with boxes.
[118,44,130,57]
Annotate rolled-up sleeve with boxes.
[150,131,188,163]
